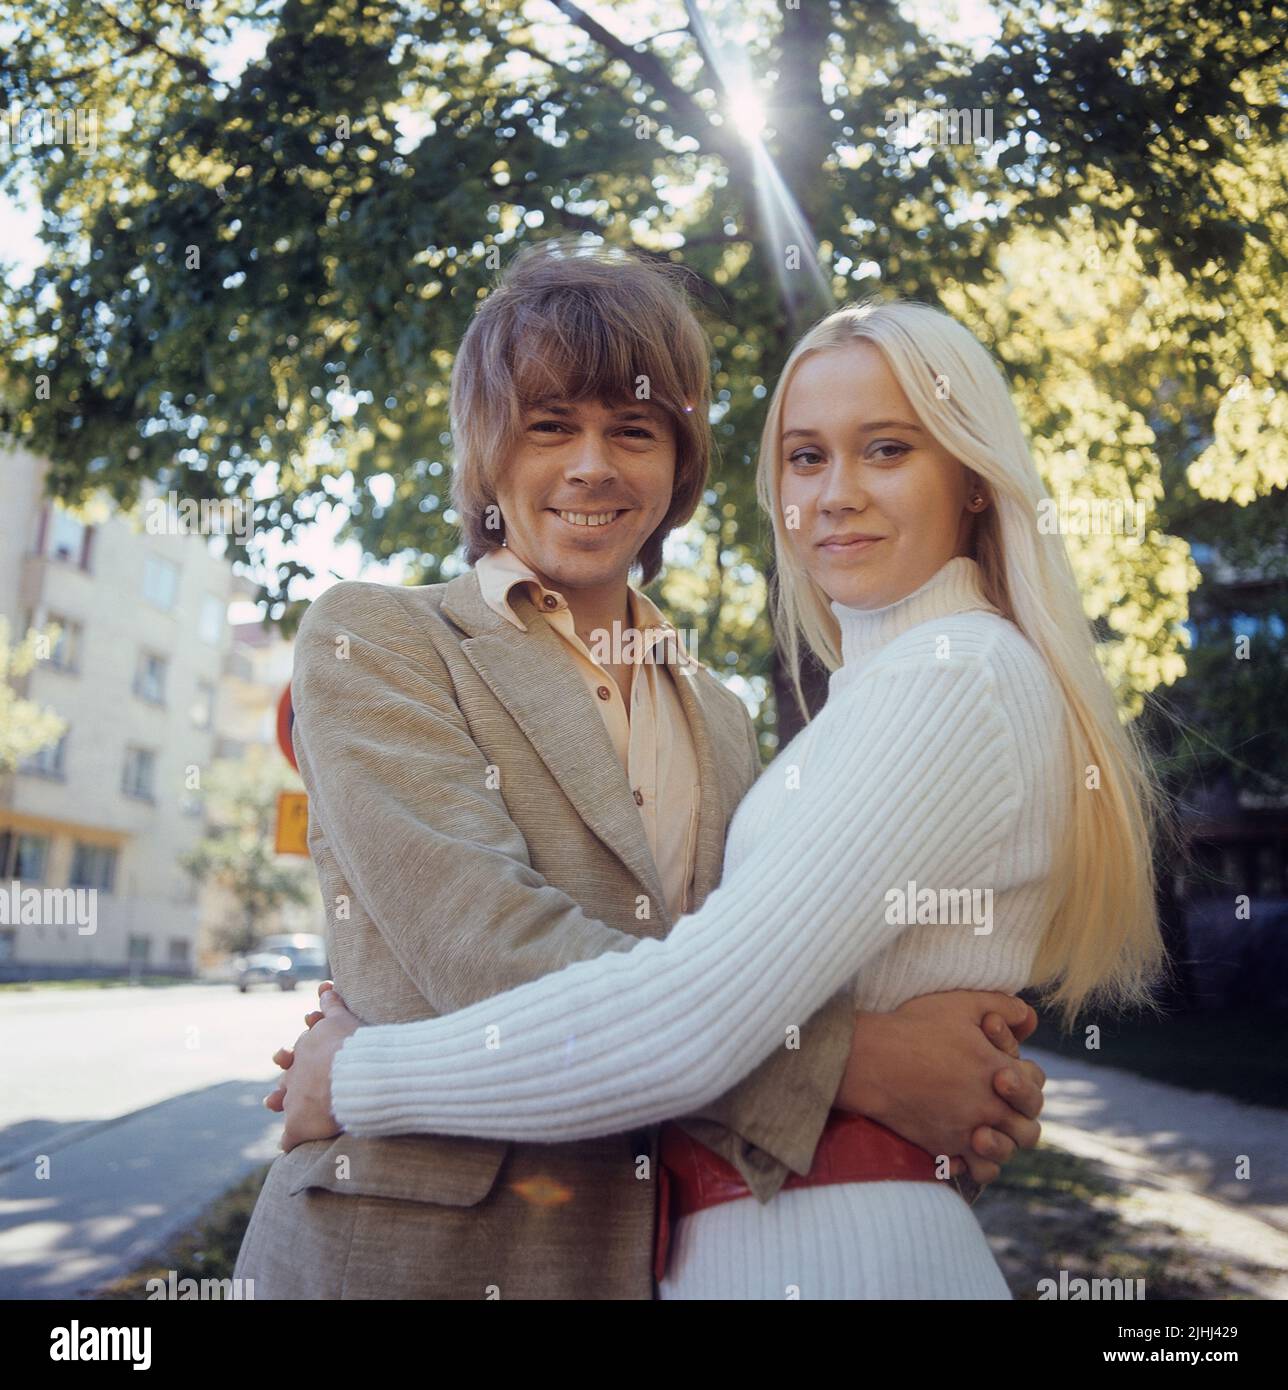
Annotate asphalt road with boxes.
[0,982,314,1299]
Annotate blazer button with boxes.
[542,594,559,610]
[596,685,611,701]
[633,789,644,806]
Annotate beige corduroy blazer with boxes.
[233,568,854,1299]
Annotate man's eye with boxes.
[619,427,655,439]
[529,420,568,433]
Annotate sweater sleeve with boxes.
[331,650,1023,1140]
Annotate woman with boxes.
[276,299,1166,1298]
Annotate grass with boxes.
[97,1166,268,1299]
[1031,1006,1288,1109]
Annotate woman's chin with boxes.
[815,573,884,610]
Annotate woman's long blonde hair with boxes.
[756,299,1168,1028]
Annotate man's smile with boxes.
[547,507,630,531]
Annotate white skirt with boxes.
[658,1180,1012,1300]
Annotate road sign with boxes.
[275,790,310,856]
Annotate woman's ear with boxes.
[964,470,989,513]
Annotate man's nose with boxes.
[565,432,618,485]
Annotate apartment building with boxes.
[0,448,233,979]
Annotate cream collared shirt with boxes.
[474,547,701,920]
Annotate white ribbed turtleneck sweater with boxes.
[332,553,1069,1139]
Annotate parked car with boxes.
[234,933,329,992]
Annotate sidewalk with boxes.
[0,1084,281,1299]
[1028,1046,1287,1226]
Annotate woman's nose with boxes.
[819,469,868,514]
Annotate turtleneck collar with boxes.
[830,556,1000,673]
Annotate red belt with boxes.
[654,1111,947,1283]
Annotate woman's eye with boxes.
[788,450,824,468]
[870,442,909,462]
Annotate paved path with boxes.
[0,983,309,1299]
[1028,1047,1288,1296]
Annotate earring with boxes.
[969,492,985,510]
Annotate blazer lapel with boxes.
[442,570,670,930]
[668,662,746,909]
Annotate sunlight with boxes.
[725,82,767,142]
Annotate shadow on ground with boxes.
[977,1145,1276,1300]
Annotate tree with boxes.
[0,618,68,772]
[181,746,316,955]
[2,0,1283,745]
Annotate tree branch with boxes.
[552,1,723,151]
[677,230,751,247]
[99,4,213,83]
[33,41,148,87]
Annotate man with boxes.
[236,240,1045,1299]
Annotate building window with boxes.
[19,835,49,881]
[199,594,224,646]
[70,843,117,892]
[122,746,157,801]
[20,732,68,780]
[0,929,15,962]
[134,652,169,705]
[142,556,180,611]
[45,505,93,568]
[127,935,152,963]
[168,938,191,966]
[0,832,50,882]
[190,680,215,730]
[46,615,83,672]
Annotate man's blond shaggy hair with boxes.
[450,238,713,583]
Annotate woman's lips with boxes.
[817,536,884,552]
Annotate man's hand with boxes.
[264,982,361,1152]
[836,991,1045,1187]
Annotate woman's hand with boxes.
[264,982,362,1152]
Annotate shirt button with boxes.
[541,594,559,610]
[633,789,644,806]
[596,685,611,701]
